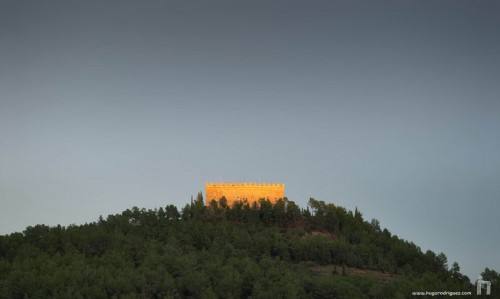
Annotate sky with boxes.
[1,0,499,280]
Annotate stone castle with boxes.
[205,182,285,206]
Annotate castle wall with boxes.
[205,182,285,206]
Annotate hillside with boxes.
[0,195,497,298]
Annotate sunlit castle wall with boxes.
[205,182,285,206]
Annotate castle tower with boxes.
[205,182,285,206]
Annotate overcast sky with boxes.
[1,0,499,280]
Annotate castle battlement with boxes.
[205,182,285,206]
[206,182,284,187]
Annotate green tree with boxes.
[450,262,462,279]
[166,205,180,221]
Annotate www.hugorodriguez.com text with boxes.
[412,290,472,296]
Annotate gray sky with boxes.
[1,0,499,279]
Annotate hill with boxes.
[0,194,498,298]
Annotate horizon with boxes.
[1,0,499,281]
[0,186,492,281]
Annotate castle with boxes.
[205,182,285,206]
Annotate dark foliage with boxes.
[0,197,488,298]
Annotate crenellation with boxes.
[205,182,285,206]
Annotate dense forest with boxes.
[0,194,498,298]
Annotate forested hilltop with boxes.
[0,194,498,298]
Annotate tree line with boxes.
[0,193,497,298]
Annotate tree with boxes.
[181,204,192,220]
[370,219,381,232]
[0,197,482,298]
[218,197,228,209]
[285,199,302,225]
[450,262,462,279]
[191,192,206,219]
[482,267,499,284]
[258,199,273,225]
[436,252,448,271]
[481,267,499,295]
